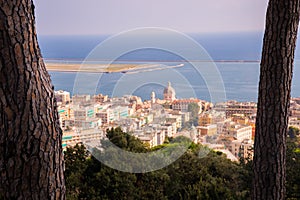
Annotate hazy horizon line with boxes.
[37,30,265,37]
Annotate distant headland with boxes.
[45,62,184,73]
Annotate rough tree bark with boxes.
[0,0,65,199]
[253,0,300,199]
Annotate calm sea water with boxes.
[39,33,300,102]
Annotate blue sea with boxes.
[38,32,300,102]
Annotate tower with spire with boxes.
[151,91,156,104]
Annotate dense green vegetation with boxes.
[286,127,300,199]
[64,127,300,200]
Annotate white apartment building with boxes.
[223,122,252,141]
[62,128,104,150]
[55,90,70,105]
[72,94,91,105]
[229,139,254,160]
[73,106,95,120]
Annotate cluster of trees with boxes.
[63,127,300,200]
[286,127,300,198]
[64,128,251,200]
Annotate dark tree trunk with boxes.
[0,0,65,199]
[253,0,300,199]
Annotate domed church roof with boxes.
[163,81,175,94]
[163,81,176,101]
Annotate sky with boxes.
[33,0,269,36]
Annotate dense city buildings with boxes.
[289,97,300,129]
[214,100,257,117]
[56,82,300,161]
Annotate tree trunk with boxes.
[253,0,300,199]
[0,0,65,199]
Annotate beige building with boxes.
[161,125,174,137]
[224,123,252,141]
[138,135,156,148]
[232,114,249,125]
[93,94,108,103]
[228,139,254,160]
[172,99,201,113]
[137,131,164,148]
[197,124,217,136]
[55,90,70,105]
[289,117,300,129]
[57,106,71,129]
[72,94,91,105]
[290,109,300,118]
[239,139,254,160]
[73,106,95,120]
[166,114,182,129]
[198,113,213,126]
[96,109,114,125]
[215,101,257,117]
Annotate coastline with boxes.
[45,60,261,73]
[45,62,146,73]
[45,62,184,73]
